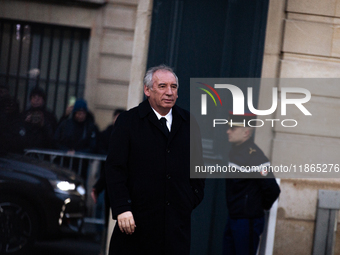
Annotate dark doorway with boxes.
[147,0,269,254]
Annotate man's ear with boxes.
[144,85,150,97]
[244,128,251,139]
[247,128,254,140]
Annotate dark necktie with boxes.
[160,117,169,137]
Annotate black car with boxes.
[0,154,86,254]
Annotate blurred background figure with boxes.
[1,93,54,154]
[0,84,10,151]
[23,86,58,133]
[0,95,21,153]
[54,98,99,154]
[54,98,99,181]
[92,108,125,255]
[92,108,125,202]
[19,86,57,151]
[97,108,125,154]
[0,83,10,99]
[58,96,77,125]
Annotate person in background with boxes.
[0,95,23,153]
[223,112,280,255]
[18,87,57,150]
[0,84,11,153]
[92,108,126,201]
[1,92,54,153]
[54,98,99,154]
[96,108,125,154]
[22,86,58,134]
[1,85,56,153]
[0,84,10,99]
[58,96,77,125]
[0,83,10,134]
[91,108,125,255]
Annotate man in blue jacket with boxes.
[223,112,280,255]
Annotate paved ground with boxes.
[27,233,102,255]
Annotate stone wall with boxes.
[95,0,138,130]
[258,0,340,254]
[4,0,340,253]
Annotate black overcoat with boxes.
[105,100,205,255]
[106,100,204,255]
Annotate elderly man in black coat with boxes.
[105,65,205,255]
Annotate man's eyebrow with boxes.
[158,83,178,86]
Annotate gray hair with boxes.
[143,64,179,89]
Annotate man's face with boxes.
[74,110,87,123]
[30,95,44,108]
[226,126,248,146]
[144,70,178,115]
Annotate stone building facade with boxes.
[1,0,340,254]
[258,0,340,254]
[0,0,144,130]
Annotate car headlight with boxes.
[50,180,85,197]
[57,181,76,191]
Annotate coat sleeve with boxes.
[260,177,280,210]
[250,148,280,211]
[53,120,70,151]
[105,113,132,219]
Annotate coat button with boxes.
[166,201,170,206]
[194,189,199,194]
[166,174,171,179]
[166,149,170,153]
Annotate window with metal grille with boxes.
[0,18,90,120]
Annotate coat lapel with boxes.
[168,105,187,144]
[138,99,169,138]
[137,100,188,143]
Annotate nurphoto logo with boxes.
[198,83,312,128]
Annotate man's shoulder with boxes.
[246,140,263,154]
[173,104,190,121]
[58,118,73,128]
[118,101,191,122]
[246,140,269,165]
[113,105,140,127]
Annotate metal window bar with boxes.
[0,18,89,119]
[53,28,64,114]
[5,23,14,86]
[14,25,24,99]
[24,24,33,109]
[74,31,84,97]
[63,29,74,111]
[45,28,54,103]
[0,22,3,64]
[24,148,107,227]
[36,27,45,88]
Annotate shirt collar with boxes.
[152,108,173,131]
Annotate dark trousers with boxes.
[222,216,265,255]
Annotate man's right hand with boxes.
[117,211,136,235]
